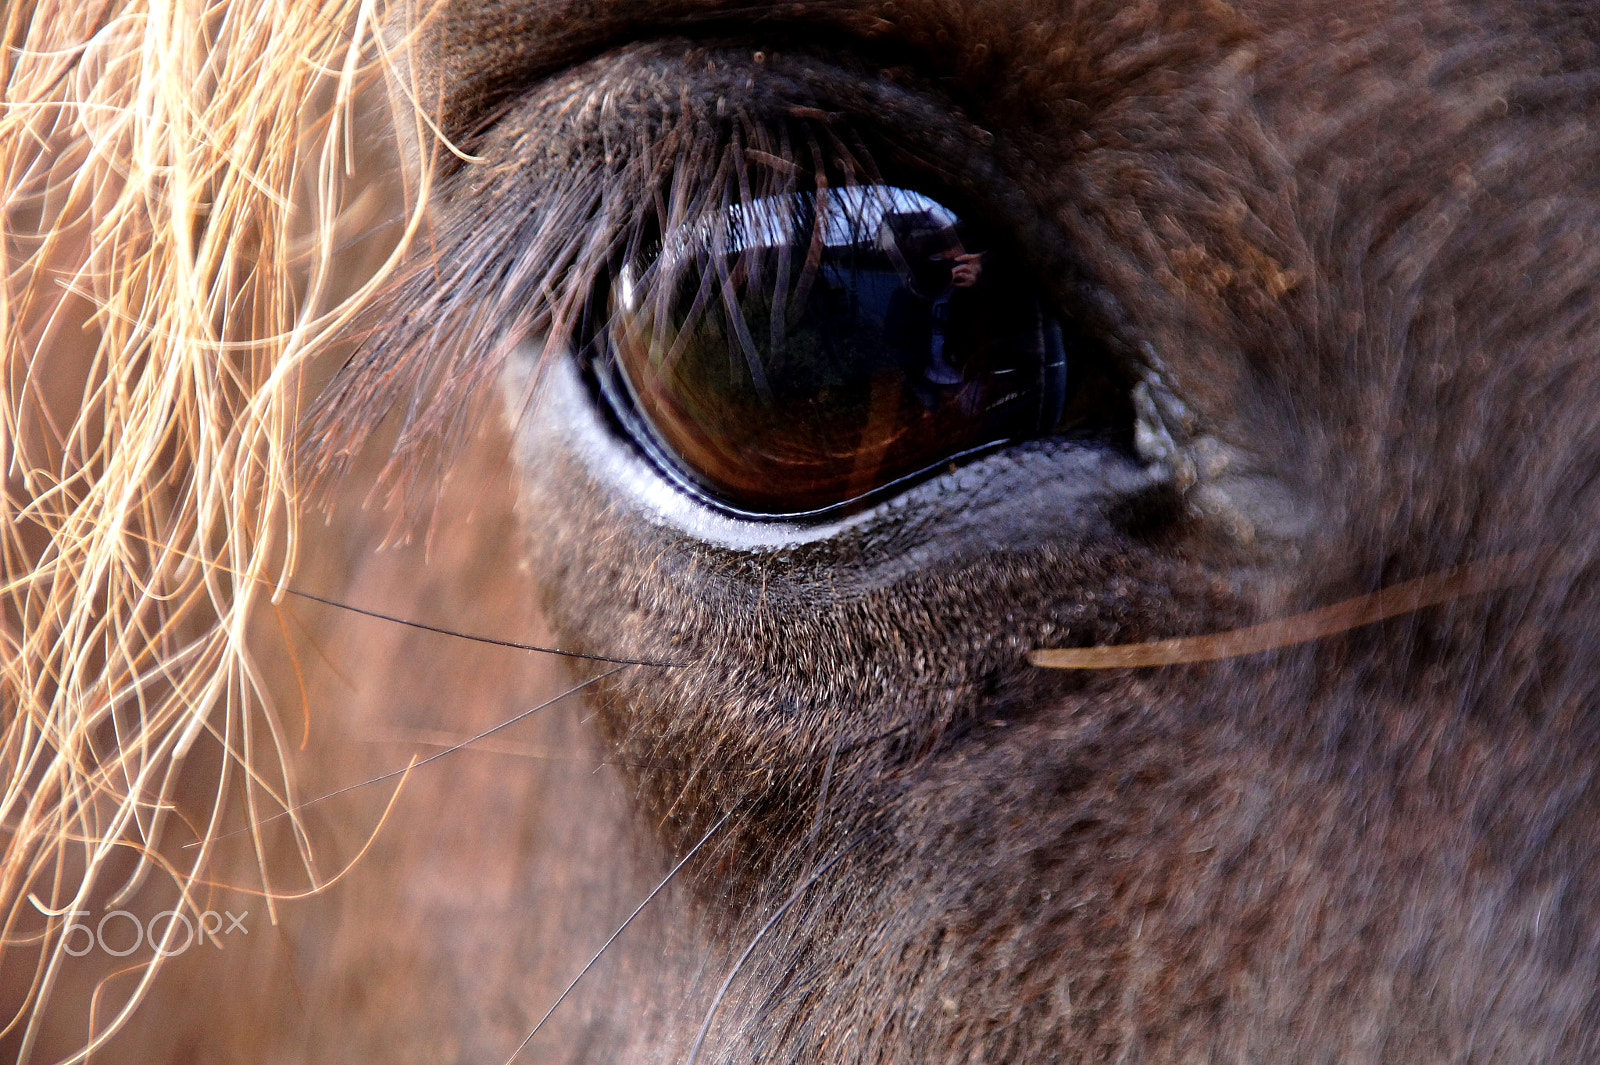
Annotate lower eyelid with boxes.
[514,346,1155,557]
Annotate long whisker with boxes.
[286,587,685,667]
[684,842,859,1065]
[190,668,626,847]
[802,730,843,871]
[503,809,735,1065]
[361,719,915,775]
[102,528,684,666]
[1029,551,1552,669]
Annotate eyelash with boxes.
[308,61,909,478]
[307,44,1136,513]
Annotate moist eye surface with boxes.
[592,183,1130,518]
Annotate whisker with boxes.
[684,841,860,1065]
[360,720,916,776]
[351,726,682,771]
[190,668,626,848]
[1029,551,1555,669]
[503,809,735,1065]
[285,587,684,667]
[802,730,843,871]
[109,528,684,667]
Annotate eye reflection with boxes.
[597,185,1110,516]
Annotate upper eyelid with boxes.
[473,40,1071,319]
[309,41,1102,493]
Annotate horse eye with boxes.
[592,185,1128,517]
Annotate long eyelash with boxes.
[300,82,884,509]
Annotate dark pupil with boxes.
[603,186,1078,516]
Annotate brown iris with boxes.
[599,186,1089,516]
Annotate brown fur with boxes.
[8,0,1600,1061]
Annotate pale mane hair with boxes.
[1,1,438,1054]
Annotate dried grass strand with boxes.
[1028,552,1548,669]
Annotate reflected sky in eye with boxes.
[723,186,958,251]
[619,187,960,306]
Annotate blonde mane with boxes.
[1,2,434,1055]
